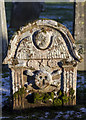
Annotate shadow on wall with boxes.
[10,2,45,28]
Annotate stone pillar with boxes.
[74,2,86,71]
[0,0,8,61]
[63,66,76,105]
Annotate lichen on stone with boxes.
[12,59,19,65]
[53,98,62,106]
[13,87,26,98]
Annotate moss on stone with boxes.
[34,92,54,103]
[42,93,51,103]
[50,92,54,100]
[13,93,18,99]
[69,88,75,96]
[58,90,62,97]
[69,88,75,101]
[34,92,44,103]
[62,94,69,104]
[53,98,62,106]
[13,87,26,98]
[41,28,47,33]
[26,88,75,106]
[12,59,19,65]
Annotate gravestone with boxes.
[3,19,82,109]
[74,2,86,71]
[0,0,8,60]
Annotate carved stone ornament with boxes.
[35,70,52,89]
[3,19,82,108]
[33,28,52,50]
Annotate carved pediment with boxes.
[4,19,81,65]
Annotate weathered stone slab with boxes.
[74,2,86,71]
[3,19,82,109]
[0,0,8,60]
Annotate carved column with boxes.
[63,65,77,105]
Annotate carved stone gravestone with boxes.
[4,19,82,109]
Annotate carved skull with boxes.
[35,70,52,89]
[24,68,62,91]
